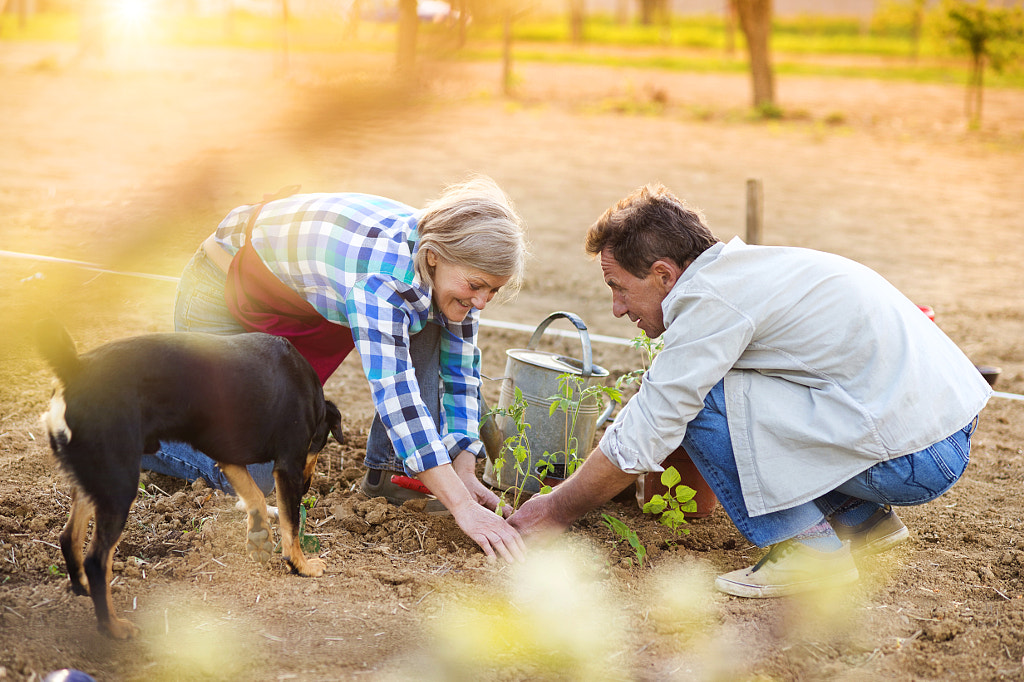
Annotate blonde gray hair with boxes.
[415,176,528,302]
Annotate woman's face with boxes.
[427,250,510,322]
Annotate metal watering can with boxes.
[482,312,616,494]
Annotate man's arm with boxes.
[508,446,637,541]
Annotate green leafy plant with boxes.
[601,513,647,566]
[535,374,623,483]
[486,385,534,514]
[487,374,622,514]
[642,466,697,536]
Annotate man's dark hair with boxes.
[585,184,719,277]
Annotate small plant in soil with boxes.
[534,373,623,484]
[601,513,647,566]
[486,373,622,513]
[641,466,697,536]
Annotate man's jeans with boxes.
[682,380,975,547]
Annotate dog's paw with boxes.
[246,526,275,565]
[104,616,140,640]
[289,556,326,577]
[245,509,275,565]
[69,577,90,597]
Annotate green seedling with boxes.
[602,513,647,566]
[535,374,622,484]
[273,506,321,555]
[642,466,697,536]
[486,386,535,513]
[487,373,623,512]
[298,505,320,553]
[184,516,213,534]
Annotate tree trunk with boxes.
[456,0,469,48]
[569,0,585,44]
[396,0,418,79]
[966,54,985,128]
[725,0,737,56]
[734,0,775,109]
[502,6,514,96]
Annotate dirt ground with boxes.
[2,37,1024,681]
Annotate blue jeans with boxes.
[682,380,975,547]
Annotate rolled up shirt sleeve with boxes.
[345,275,454,474]
[599,291,753,474]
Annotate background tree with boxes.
[724,0,738,56]
[396,0,418,78]
[942,0,1024,128]
[569,0,585,44]
[733,0,777,112]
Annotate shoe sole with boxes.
[715,566,860,598]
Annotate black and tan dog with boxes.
[36,320,342,639]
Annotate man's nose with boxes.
[611,296,627,318]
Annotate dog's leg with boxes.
[219,464,275,566]
[60,487,93,596]
[84,506,138,639]
[274,453,326,577]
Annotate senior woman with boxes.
[142,177,528,562]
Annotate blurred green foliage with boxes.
[2,5,1022,88]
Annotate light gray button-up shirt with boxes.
[600,238,991,516]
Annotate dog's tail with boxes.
[35,319,82,383]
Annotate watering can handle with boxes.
[526,311,594,379]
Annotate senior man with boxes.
[509,184,991,597]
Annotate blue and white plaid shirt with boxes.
[212,192,483,474]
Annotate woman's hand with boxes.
[417,462,526,563]
[452,450,509,516]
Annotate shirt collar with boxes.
[661,239,730,324]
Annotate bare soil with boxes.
[1,39,1024,681]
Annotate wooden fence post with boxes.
[746,178,763,244]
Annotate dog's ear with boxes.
[325,400,343,444]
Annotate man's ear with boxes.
[650,259,685,290]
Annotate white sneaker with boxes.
[715,541,859,598]
[234,498,279,521]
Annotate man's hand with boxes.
[452,450,508,516]
[509,446,638,544]
[508,493,571,543]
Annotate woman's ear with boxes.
[425,249,438,267]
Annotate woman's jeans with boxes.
[682,380,976,547]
